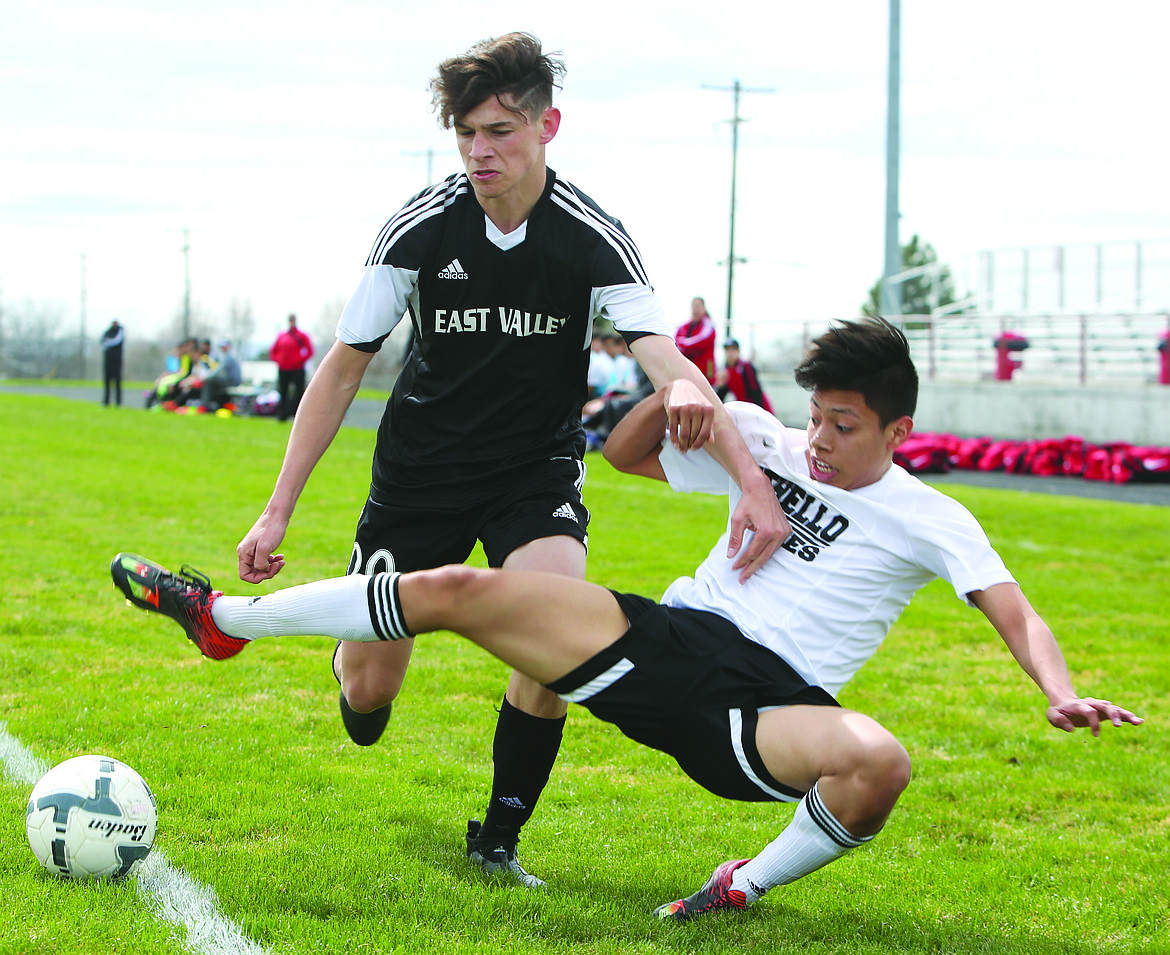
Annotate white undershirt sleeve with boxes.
[592,283,671,338]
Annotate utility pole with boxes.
[79,253,87,379]
[182,229,191,340]
[881,0,903,318]
[404,147,454,187]
[704,80,774,341]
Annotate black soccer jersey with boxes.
[337,168,670,496]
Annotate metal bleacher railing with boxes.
[896,312,1170,385]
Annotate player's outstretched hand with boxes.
[1046,697,1144,736]
[728,471,792,583]
[663,378,715,452]
[237,514,288,583]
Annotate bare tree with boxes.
[227,297,257,355]
[0,298,74,378]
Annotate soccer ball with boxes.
[25,755,157,880]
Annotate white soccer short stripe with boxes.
[729,708,801,802]
[555,657,635,703]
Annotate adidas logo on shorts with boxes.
[437,258,469,280]
[552,502,579,524]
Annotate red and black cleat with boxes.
[111,553,247,660]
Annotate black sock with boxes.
[477,697,565,844]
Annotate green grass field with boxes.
[1,393,1166,955]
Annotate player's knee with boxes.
[412,563,491,608]
[854,733,911,817]
[339,649,408,711]
[341,669,399,712]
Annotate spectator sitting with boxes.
[198,338,243,413]
[145,338,198,409]
[582,347,655,447]
[587,328,614,400]
[717,338,773,414]
[600,334,640,399]
[173,338,215,408]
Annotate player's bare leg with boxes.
[333,637,413,745]
[755,705,911,836]
[654,705,911,921]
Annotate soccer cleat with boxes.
[111,553,247,660]
[332,642,393,746]
[652,858,752,921]
[465,819,546,889]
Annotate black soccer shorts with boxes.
[545,591,840,802]
[347,456,589,575]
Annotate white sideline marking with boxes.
[1,722,270,955]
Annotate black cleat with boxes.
[465,819,546,889]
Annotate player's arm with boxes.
[969,582,1143,735]
[237,340,375,583]
[602,387,673,481]
[628,334,790,581]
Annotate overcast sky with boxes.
[3,0,1168,354]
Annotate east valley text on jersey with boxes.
[336,169,669,493]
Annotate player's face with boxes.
[805,389,911,490]
[454,96,559,208]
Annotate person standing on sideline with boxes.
[234,32,787,888]
[717,339,773,413]
[269,314,314,421]
[100,319,124,406]
[674,296,717,385]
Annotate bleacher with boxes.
[900,312,1169,385]
[227,360,279,414]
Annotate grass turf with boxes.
[0,393,1166,954]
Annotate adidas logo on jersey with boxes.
[551,502,579,524]
[437,258,469,280]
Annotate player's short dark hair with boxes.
[430,32,565,128]
[793,317,918,425]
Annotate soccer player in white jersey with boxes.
[114,317,1140,920]
[232,32,788,887]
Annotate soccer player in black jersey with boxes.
[235,32,789,887]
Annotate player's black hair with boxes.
[793,317,918,425]
[431,32,565,128]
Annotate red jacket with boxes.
[720,359,772,413]
[674,315,717,384]
[269,328,314,371]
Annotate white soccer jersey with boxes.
[658,403,1016,695]
[336,169,671,495]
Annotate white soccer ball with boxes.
[25,754,157,881]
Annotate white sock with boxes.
[210,573,411,643]
[732,783,874,904]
